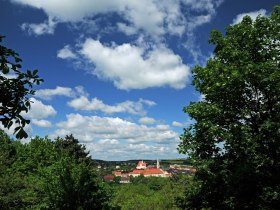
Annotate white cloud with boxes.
[52,113,178,144]
[13,0,222,37]
[172,121,183,127]
[232,9,267,25]
[187,14,212,31]
[139,117,156,124]
[182,0,223,31]
[35,86,76,100]
[21,16,58,35]
[86,140,180,160]
[0,71,17,79]
[32,119,52,128]
[98,139,119,145]
[182,0,223,13]
[22,98,57,119]
[57,45,77,59]
[117,23,138,36]
[68,96,155,115]
[51,113,182,160]
[80,39,190,90]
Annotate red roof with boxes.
[113,171,122,175]
[129,169,143,175]
[129,168,164,175]
[103,175,114,181]
[143,168,163,175]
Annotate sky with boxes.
[0,0,278,161]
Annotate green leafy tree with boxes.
[0,132,111,209]
[40,157,110,210]
[0,130,22,209]
[0,35,43,139]
[110,176,186,209]
[55,134,91,164]
[178,6,280,209]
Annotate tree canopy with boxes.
[0,35,43,139]
[178,6,280,209]
[0,130,111,209]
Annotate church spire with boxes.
[156,159,160,169]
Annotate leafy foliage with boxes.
[0,130,111,209]
[0,35,43,139]
[111,176,188,210]
[178,6,280,209]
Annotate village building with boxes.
[136,160,147,169]
[129,168,171,177]
[169,164,197,173]
[111,160,172,182]
[103,175,114,182]
[113,171,122,176]
[120,174,131,183]
[118,160,172,178]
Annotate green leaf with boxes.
[15,127,28,139]
[15,57,22,63]
[2,66,9,74]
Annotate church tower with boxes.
[156,159,160,169]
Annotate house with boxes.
[136,160,147,169]
[112,160,172,179]
[169,165,197,173]
[120,174,131,183]
[129,169,144,177]
[103,175,114,182]
[129,160,172,177]
[129,168,171,177]
[113,171,122,176]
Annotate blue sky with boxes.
[1,0,278,160]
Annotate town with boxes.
[100,159,196,183]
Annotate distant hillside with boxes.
[91,158,192,168]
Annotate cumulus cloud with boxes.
[139,117,156,124]
[35,86,77,100]
[57,45,77,59]
[172,121,183,127]
[232,9,267,25]
[68,96,156,115]
[21,16,58,35]
[12,0,222,37]
[32,119,52,128]
[98,138,119,145]
[51,113,178,144]
[79,39,190,90]
[86,140,180,160]
[21,98,57,119]
[50,113,182,160]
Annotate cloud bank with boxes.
[52,113,178,144]
[68,96,156,115]
[12,0,222,37]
